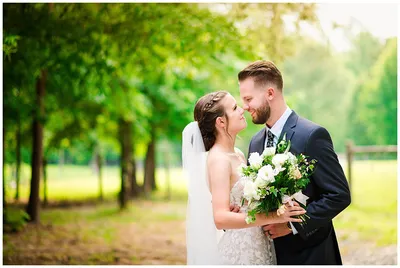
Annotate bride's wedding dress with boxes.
[217,176,277,265]
[183,122,276,265]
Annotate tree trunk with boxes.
[26,69,47,223]
[130,158,140,197]
[3,127,7,224]
[144,127,156,196]
[96,151,104,201]
[130,143,140,198]
[42,158,48,207]
[118,118,132,209]
[15,115,21,201]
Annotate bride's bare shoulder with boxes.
[207,149,231,180]
[207,148,230,166]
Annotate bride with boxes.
[182,91,306,265]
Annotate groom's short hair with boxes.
[238,60,283,91]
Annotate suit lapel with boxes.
[253,128,267,155]
[251,111,298,157]
[279,110,298,142]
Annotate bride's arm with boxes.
[208,153,305,230]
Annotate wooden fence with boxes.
[345,141,397,191]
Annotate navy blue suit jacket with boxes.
[248,111,351,265]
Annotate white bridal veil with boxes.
[182,121,223,265]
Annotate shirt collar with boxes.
[266,106,292,139]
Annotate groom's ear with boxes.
[265,87,275,100]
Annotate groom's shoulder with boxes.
[296,114,325,134]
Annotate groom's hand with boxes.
[263,223,291,239]
[229,204,240,213]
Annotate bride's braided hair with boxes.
[194,91,229,151]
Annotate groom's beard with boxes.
[252,101,270,125]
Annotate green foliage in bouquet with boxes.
[240,134,317,224]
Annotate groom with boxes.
[238,60,351,265]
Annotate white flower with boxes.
[287,152,297,165]
[254,175,268,188]
[243,180,260,201]
[247,200,261,211]
[249,173,257,181]
[237,163,247,177]
[274,165,286,174]
[272,153,289,167]
[257,165,276,184]
[248,152,263,169]
[262,147,276,157]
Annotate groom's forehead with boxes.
[239,78,257,92]
[239,77,255,85]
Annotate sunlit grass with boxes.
[4,164,188,202]
[334,160,397,245]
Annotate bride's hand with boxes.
[229,204,241,213]
[277,202,306,223]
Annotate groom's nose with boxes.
[243,103,250,111]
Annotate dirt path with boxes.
[337,229,397,265]
[3,202,396,265]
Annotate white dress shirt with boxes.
[264,106,293,147]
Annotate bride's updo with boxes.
[194,91,229,151]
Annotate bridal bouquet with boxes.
[239,134,317,225]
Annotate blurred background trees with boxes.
[3,3,396,223]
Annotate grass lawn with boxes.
[333,160,397,246]
[4,164,189,202]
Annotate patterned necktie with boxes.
[266,130,275,148]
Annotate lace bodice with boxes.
[217,176,277,265]
[230,177,247,212]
